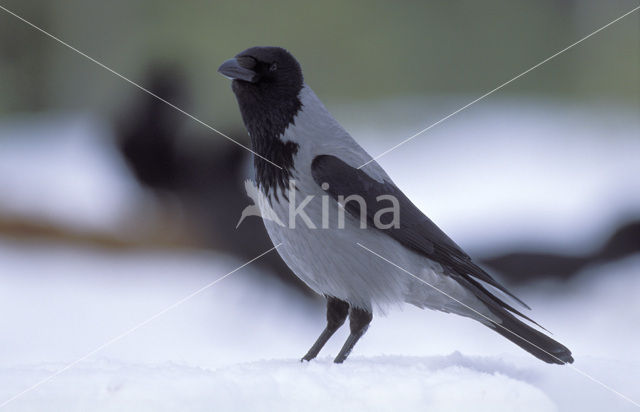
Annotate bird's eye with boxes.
[269,63,278,72]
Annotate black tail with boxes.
[452,273,573,364]
[487,310,574,365]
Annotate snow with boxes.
[0,356,556,412]
[0,238,639,411]
[0,113,147,233]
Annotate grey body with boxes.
[258,85,491,319]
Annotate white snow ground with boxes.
[0,100,639,411]
[0,240,638,411]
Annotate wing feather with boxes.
[311,154,531,311]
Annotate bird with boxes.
[218,46,574,365]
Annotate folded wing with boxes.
[310,154,536,321]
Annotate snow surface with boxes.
[0,357,556,412]
[0,238,638,411]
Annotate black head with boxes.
[218,46,303,92]
[218,46,304,133]
[218,47,304,198]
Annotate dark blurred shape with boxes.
[481,220,640,283]
[118,66,185,192]
[116,64,313,298]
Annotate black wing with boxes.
[311,154,536,319]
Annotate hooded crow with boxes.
[218,46,573,365]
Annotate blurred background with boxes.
[0,1,639,410]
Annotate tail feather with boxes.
[452,274,573,364]
[487,310,574,364]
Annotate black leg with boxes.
[301,296,349,361]
[333,307,373,363]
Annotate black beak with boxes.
[217,58,257,82]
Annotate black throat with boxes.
[232,80,302,199]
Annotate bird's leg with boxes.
[301,296,349,361]
[333,307,373,363]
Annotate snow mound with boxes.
[0,354,555,412]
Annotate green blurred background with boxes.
[1,0,638,133]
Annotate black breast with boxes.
[232,80,302,200]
